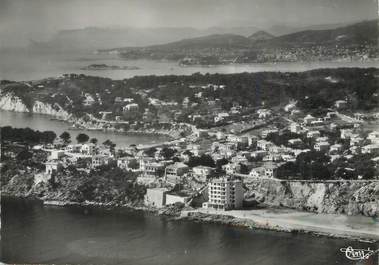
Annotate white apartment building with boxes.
[203,177,244,210]
[122,103,139,112]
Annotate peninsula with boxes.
[80,64,140,70]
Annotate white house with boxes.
[303,114,316,125]
[314,142,330,152]
[81,143,97,155]
[122,103,139,112]
[165,162,189,183]
[144,188,169,208]
[192,166,215,181]
[307,130,320,139]
[214,112,230,123]
[340,129,354,139]
[368,132,379,144]
[335,100,347,109]
[45,160,62,175]
[257,140,273,151]
[330,144,343,153]
[249,167,265,178]
[362,144,379,155]
[290,123,301,133]
[49,150,65,160]
[257,109,272,119]
[91,155,111,168]
[117,156,139,171]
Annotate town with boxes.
[1,70,379,216]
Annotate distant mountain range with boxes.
[106,20,377,52]
[99,20,378,64]
[28,26,260,52]
[25,20,376,53]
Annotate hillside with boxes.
[29,26,261,53]
[259,20,378,48]
[104,20,378,63]
[145,34,252,50]
[1,68,378,120]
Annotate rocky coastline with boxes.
[2,193,378,243]
[0,93,178,139]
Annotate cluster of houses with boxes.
[32,95,379,211]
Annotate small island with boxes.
[80,64,140,71]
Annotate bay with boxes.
[0,50,377,82]
[1,197,377,265]
[0,110,169,147]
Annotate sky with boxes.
[0,0,377,47]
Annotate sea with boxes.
[1,197,378,265]
[0,49,377,82]
[0,110,169,147]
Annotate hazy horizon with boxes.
[0,0,377,48]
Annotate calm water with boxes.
[0,110,168,147]
[1,197,378,265]
[0,50,378,81]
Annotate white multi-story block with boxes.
[204,177,244,210]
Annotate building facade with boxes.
[204,177,244,210]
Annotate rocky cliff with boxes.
[0,93,71,120]
[245,179,379,217]
[0,93,29,112]
[32,100,71,119]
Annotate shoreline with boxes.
[0,109,176,140]
[178,209,379,243]
[3,195,378,243]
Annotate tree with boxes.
[128,160,139,170]
[90,138,98,145]
[41,131,57,143]
[160,147,176,160]
[187,154,215,168]
[76,133,89,144]
[59,131,71,144]
[103,139,116,154]
[215,158,228,169]
[239,163,250,174]
[144,147,157,157]
[16,150,33,161]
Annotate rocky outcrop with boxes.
[0,93,29,112]
[0,93,71,120]
[32,100,71,119]
[245,179,379,217]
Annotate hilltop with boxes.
[248,31,274,41]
